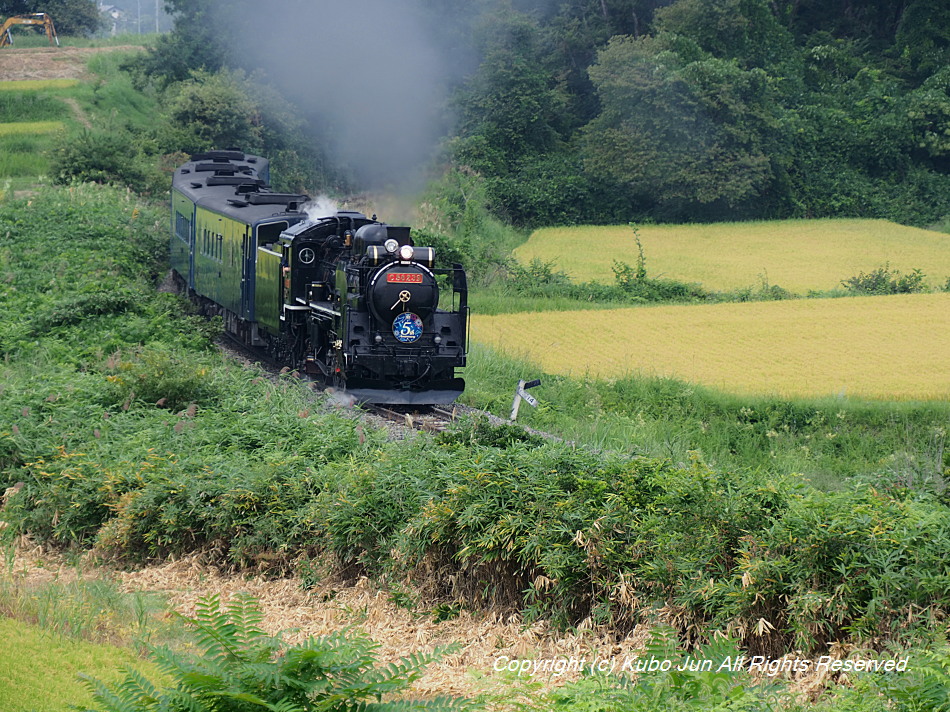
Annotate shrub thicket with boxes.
[49,126,165,195]
[6,399,950,656]
[841,264,928,295]
[3,185,950,664]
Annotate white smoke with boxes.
[304,195,340,221]
[221,0,455,191]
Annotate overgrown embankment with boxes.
[2,185,950,668]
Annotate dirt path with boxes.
[58,95,91,128]
[0,45,142,82]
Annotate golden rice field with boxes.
[0,120,63,135]
[516,219,950,292]
[472,293,950,399]
[0,79,79,91]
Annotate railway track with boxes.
[363,404,460,433]
[217,331,464,435]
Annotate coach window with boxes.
[257,221,289,251]
[175,212,191,243]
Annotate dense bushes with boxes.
[49,127,160,195]
[6,403,950,656]
[3,185,950,663]
[0,184,212,360]
[840,264,928,295]
[157,69,263,156]
[47,56,338,197]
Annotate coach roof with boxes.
[173,151,309,223]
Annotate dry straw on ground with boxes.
[1,542,869,704]
[0,46,141,82]
[1,542,651,701]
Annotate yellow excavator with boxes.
[0,13,60,48]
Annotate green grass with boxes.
[0,92,72,121]
[0,134,55,176]
[0,537,185,712]
[469,285,637,314]
[461,343,950,491]
[0,32,155,49]
[0,569,180,651]
[0,175,48,196]
[0,151,50,176]
[77,51,161,131]
[0,47,160,183]
[0,122,61,178]
[0,91,74,183]
[0,134,52,152]
[0,617,162,712]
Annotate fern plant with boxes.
[77,593,468,712]
[876,643,950,712]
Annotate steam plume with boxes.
[219,0,455,192]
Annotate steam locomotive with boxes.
[170,151,468,404]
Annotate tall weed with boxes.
[841,264,928,294]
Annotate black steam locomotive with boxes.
[170,151,468,404]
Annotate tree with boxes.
[158,70,263,155]
[895,0,950,81]
[451,6,583,223]
[653,0,797,71]
[775,0,912,46]
[454,9,568,168]
[127,0,231,87]
[582,35,787,217]
[906,66,950,170]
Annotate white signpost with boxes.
[509,379,542,421]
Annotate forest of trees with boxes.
[440,0,950,226]
[102,1,950,227]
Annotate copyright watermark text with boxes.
[492,654,910,678]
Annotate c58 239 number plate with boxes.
[386,273,423,283]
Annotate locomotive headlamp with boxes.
[384,238,399,253]
[374,334,383,344]
[399,244,415,261]
[434,336,442,345]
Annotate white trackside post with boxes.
[509,379,540,421]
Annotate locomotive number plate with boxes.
[386,272,423,284]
